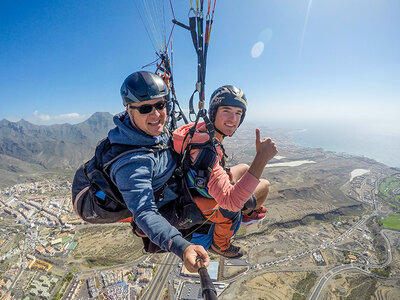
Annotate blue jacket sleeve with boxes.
[110,154,191,259]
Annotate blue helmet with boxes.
[120,71,169,106]
[208,85,247,126]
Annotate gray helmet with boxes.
[120,71,169,106]
[209,85,247,126]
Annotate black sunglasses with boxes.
[129,100,166,114]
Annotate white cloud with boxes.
[53,112,82,120]
[33,110,51,121]
[30,111,87,125]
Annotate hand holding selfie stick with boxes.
[197,257,218,300]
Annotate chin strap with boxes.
[214,125,227,138]
[214,125,239,139]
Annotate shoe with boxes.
[241,210,266,226]
[210,242,244,258]
[256,206,268,213]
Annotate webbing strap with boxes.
[161,51,189,129]
[189,17,198,51]
[197,2,205,108]
[189,90,198,121]
[174,1,217,117]
[178,109,219,172]
[203,0,216,83]
[103,144,169,172]
[200,110,218,146]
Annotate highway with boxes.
[7,226,29,298]
[309,229,394,300]
[309,264,372,300]
[61,277,81,300]
[219,215,370,286]
[230,174,398,300]
[210,213,373,290]
[244,215,369,274]
[308,175,395,300]
[141,253,178,300]
[244,175,380,272]
[139,173,398,300]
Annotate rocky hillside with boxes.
[0,112,115,177]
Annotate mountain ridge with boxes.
[0,112,115,182]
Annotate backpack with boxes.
[71,136,207,235]
[71,138,167,224]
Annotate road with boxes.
[219,215,371,286]
[309,264,372,300]
[232,174,397,300]
[245,215,369,275]
[61,277,81,300]
[309,230,394,300]
[245,175,381,272]
[141,253,178,300]
[7,225,29,297]
[150,173,396,300]
[308,175,395,300]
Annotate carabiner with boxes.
[188,7,197,17]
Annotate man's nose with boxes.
[149,107,161,116]
[229,112,239,122]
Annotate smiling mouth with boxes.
[148,120,161,126]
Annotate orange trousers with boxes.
[194,196,241,250]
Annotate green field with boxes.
[379,177,400,197]
[382,214,400,230]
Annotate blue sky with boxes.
[1,0,399,131]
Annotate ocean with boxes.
[263,120,400,169]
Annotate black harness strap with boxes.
[175,109,221,195]
[188,89,198,121]
[173,1,216,120]
[156,52,189,131]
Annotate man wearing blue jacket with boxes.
[108,71,209,272]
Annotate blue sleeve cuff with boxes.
[169,236,192,260]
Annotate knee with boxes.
[237,163,249,173]
[230,163,250,183]
[259,179,270,191]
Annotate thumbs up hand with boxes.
[255,128,278,164]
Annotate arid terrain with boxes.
[214,126,400,299]
[2,124,400,299]
[70,224,143,270]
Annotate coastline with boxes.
[288,125,400,169]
